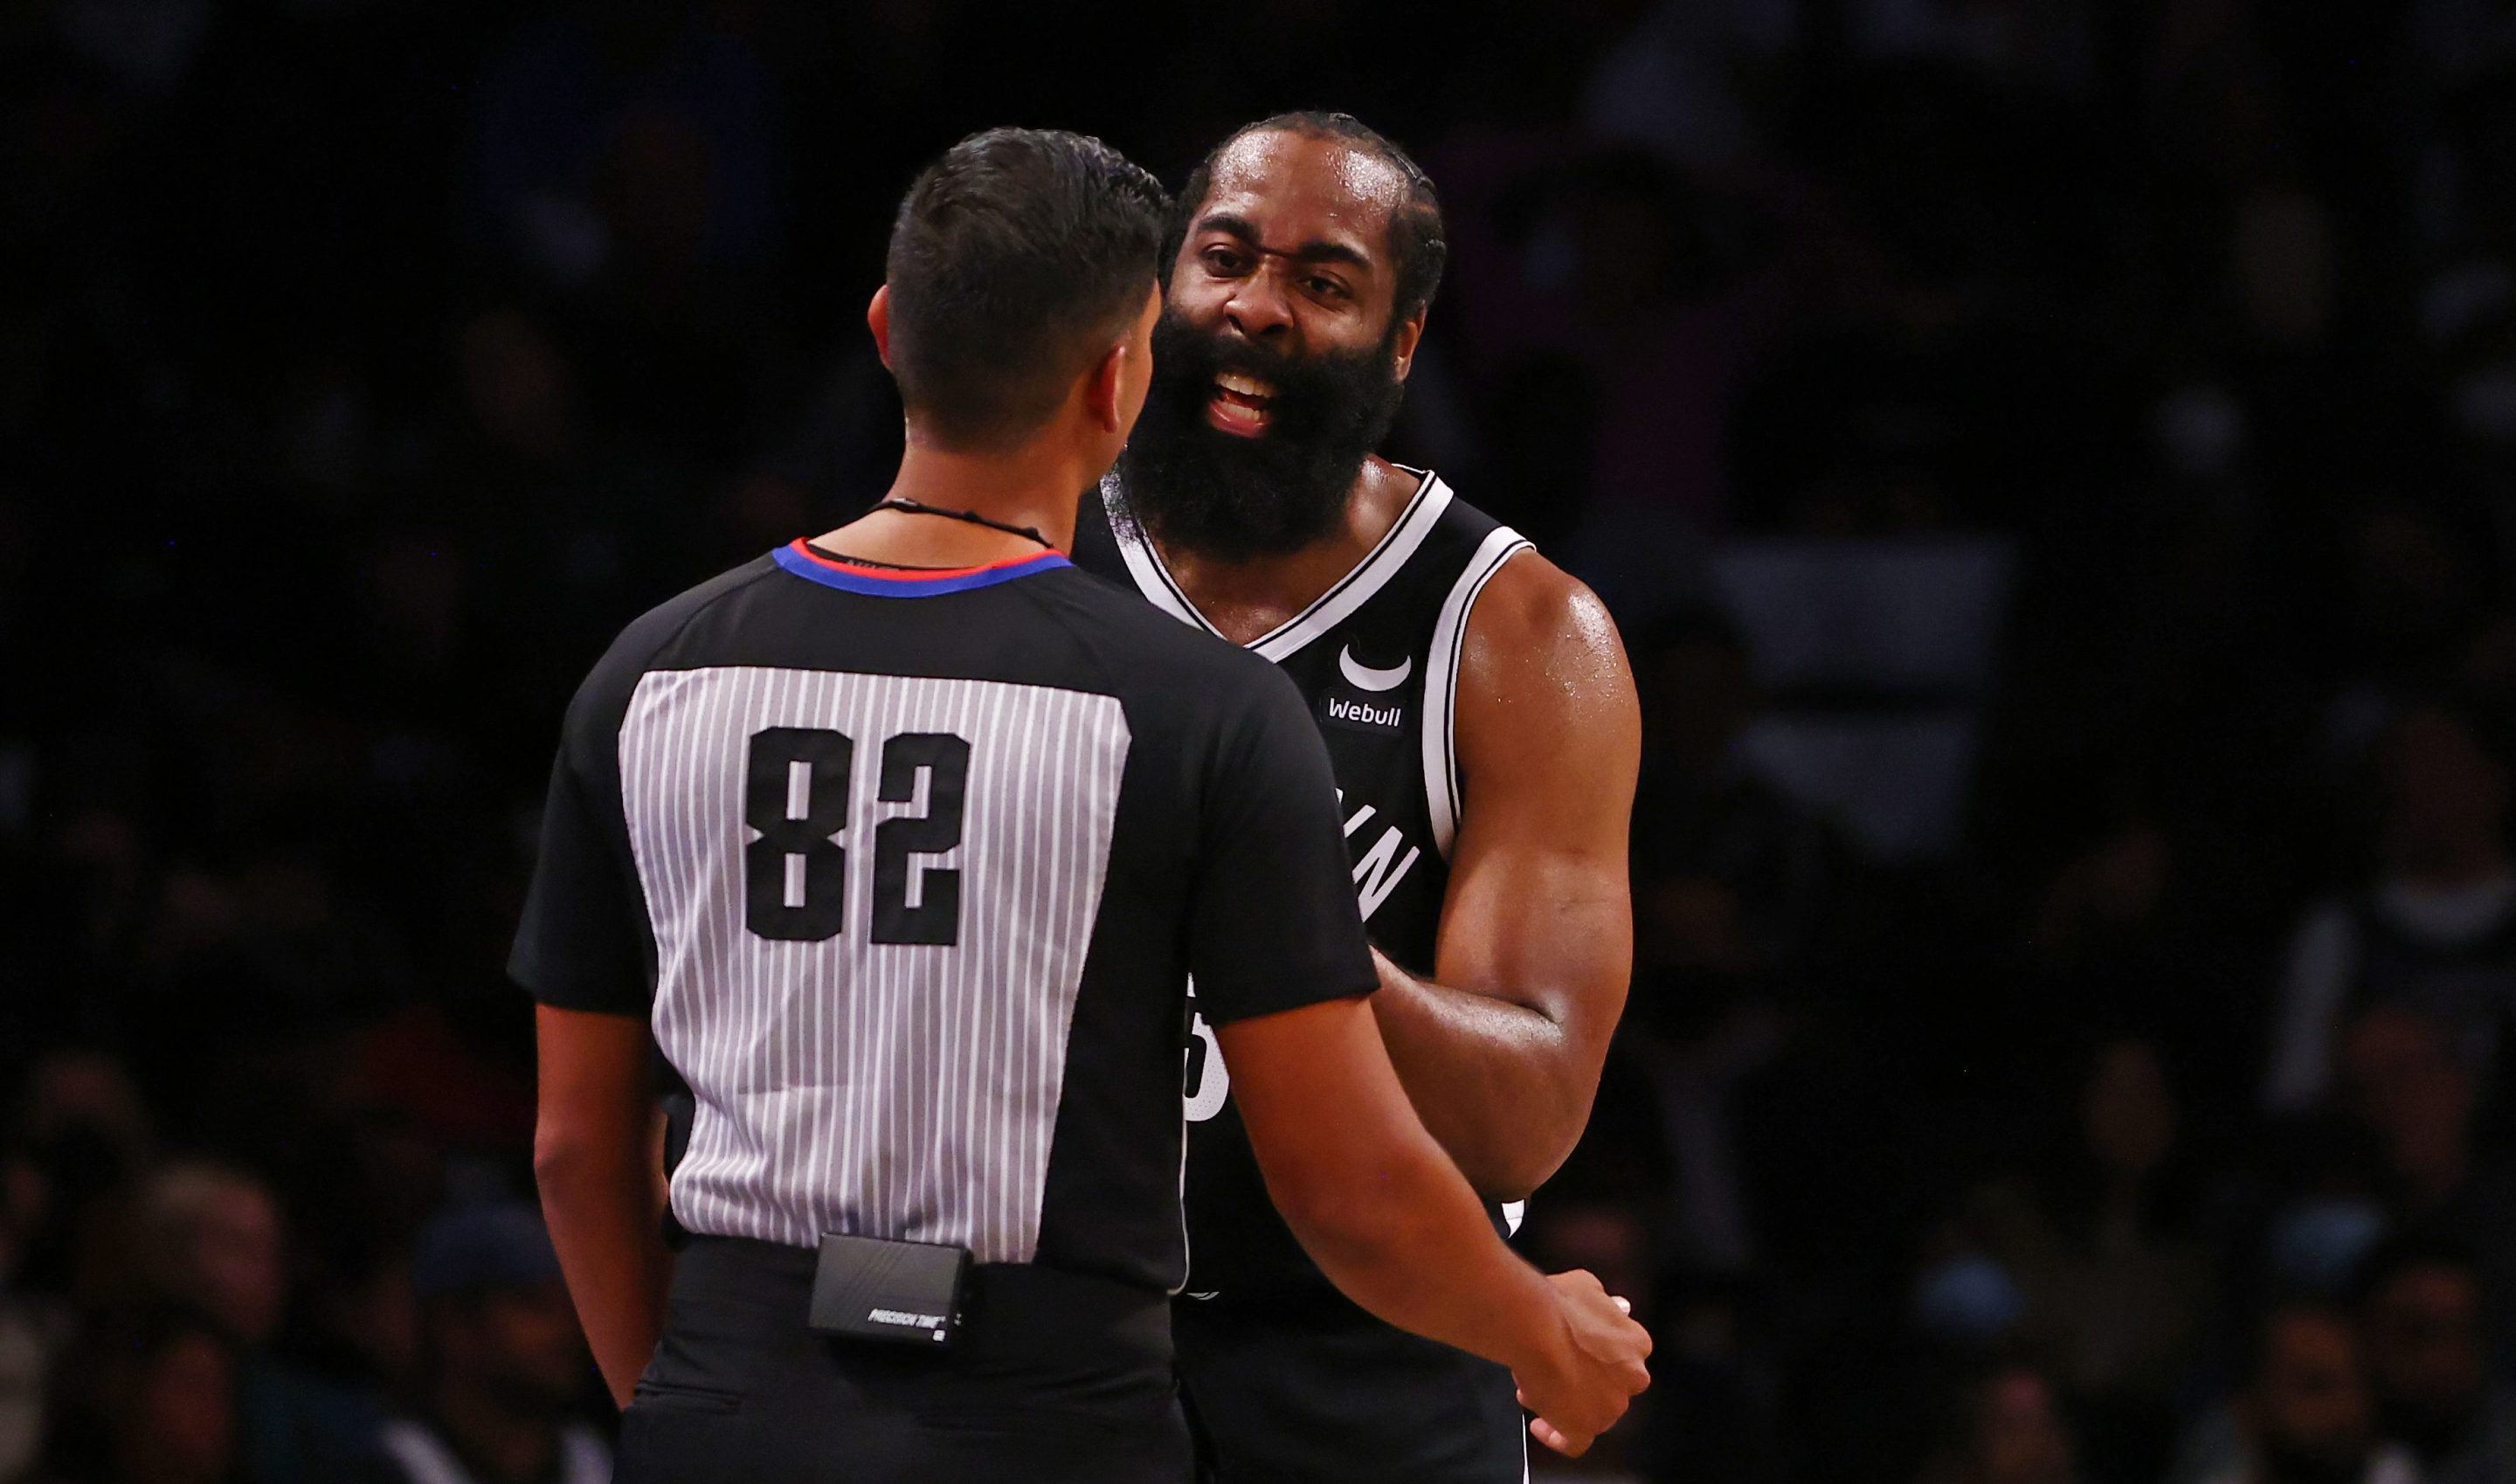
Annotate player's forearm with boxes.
[1278,1135,1570,1377]
[534,1128,674,1408]
[1369,959,1597,1200]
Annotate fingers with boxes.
[1612,1295,1631,1315]
[1530,1417,1593,1458]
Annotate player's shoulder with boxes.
[1462,539,1628,684]
[1399,462,1624,673]
[1439,506,1636,765]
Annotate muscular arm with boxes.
[1221,996,1650,1453]
[1220,997,1571,1363]
[1370,555,1640,1200]
[533,1004,674,1409]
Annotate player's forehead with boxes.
[1191,129,1407,266]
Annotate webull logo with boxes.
[1325,695,1401,728]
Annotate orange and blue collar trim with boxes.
[773,539,1069,597]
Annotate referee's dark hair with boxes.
[1171,112,1448,324]
[885,128,1170,452]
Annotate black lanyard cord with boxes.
[872,498,1054,551]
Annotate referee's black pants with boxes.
[616,1236,1192,1484]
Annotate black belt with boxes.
[667,1235,1172,1375]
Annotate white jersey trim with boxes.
[1104,469,1455,662]
[1104,473,1208,632]
[1422,527,1532,859]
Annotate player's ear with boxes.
[867,286,894,369]
[1390,309,1426,383]
[1084,337,1129,435]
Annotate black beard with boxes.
[1115,309,1407,562]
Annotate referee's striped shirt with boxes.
[511,540,1377,1294]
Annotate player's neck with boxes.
[1158,456,1417,645]
[814,438,1087,567]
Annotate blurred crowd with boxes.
[9,0,2516,1481]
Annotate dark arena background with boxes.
[6,3,2514,1482]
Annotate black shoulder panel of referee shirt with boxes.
[508,541,1378,1295]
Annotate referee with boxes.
[515,128,1649,1483]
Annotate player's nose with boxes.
[1222,268,1296,343]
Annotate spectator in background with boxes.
[129,1163,387,1484]
[2329,1006,2516,1363]
[0,1049,149,1473]
[1915,1363,2083,1484]
[1628,605,1844,989]
[375,1204,605,1484]
[32,1304,246,1484]
[133,1166,287,1351]
[2339,1010,2492,1225]
[2242,1002,2516,1378]
[0,1124,66,1481]
[1962,1039,2211,1484]
[1623,604,1843,1277]
[2011,804,2265,1114]
[2266,700,2516,1117]
[13,1051,155,1303]
[2183,1303,2417,1484]
[2349,1233,2516,1484]
[1427,133,1870,604]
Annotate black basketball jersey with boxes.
[1075,469,1533,1296]
[510,541,1379,1301]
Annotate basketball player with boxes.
[520,128,1648,1484]
[1073,114,1644,1481]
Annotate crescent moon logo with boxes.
[1338,646,1414,693]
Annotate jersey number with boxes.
[743,727,970,946]
[1183,998,1228,1123]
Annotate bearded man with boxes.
[1074,112,1643,1483]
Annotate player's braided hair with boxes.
[1171,112,1448,324]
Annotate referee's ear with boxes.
[1089,282,1162,440]
[867,286,895,369]
[1083,337,1130,435]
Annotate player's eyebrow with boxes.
[1192,213,1372,272]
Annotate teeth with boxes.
[1215,372,1275,398]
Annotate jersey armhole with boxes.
[1420,528,1533,859]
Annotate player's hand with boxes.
[1513,1269,1651,1457]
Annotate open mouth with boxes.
[1206,370,1275,437]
